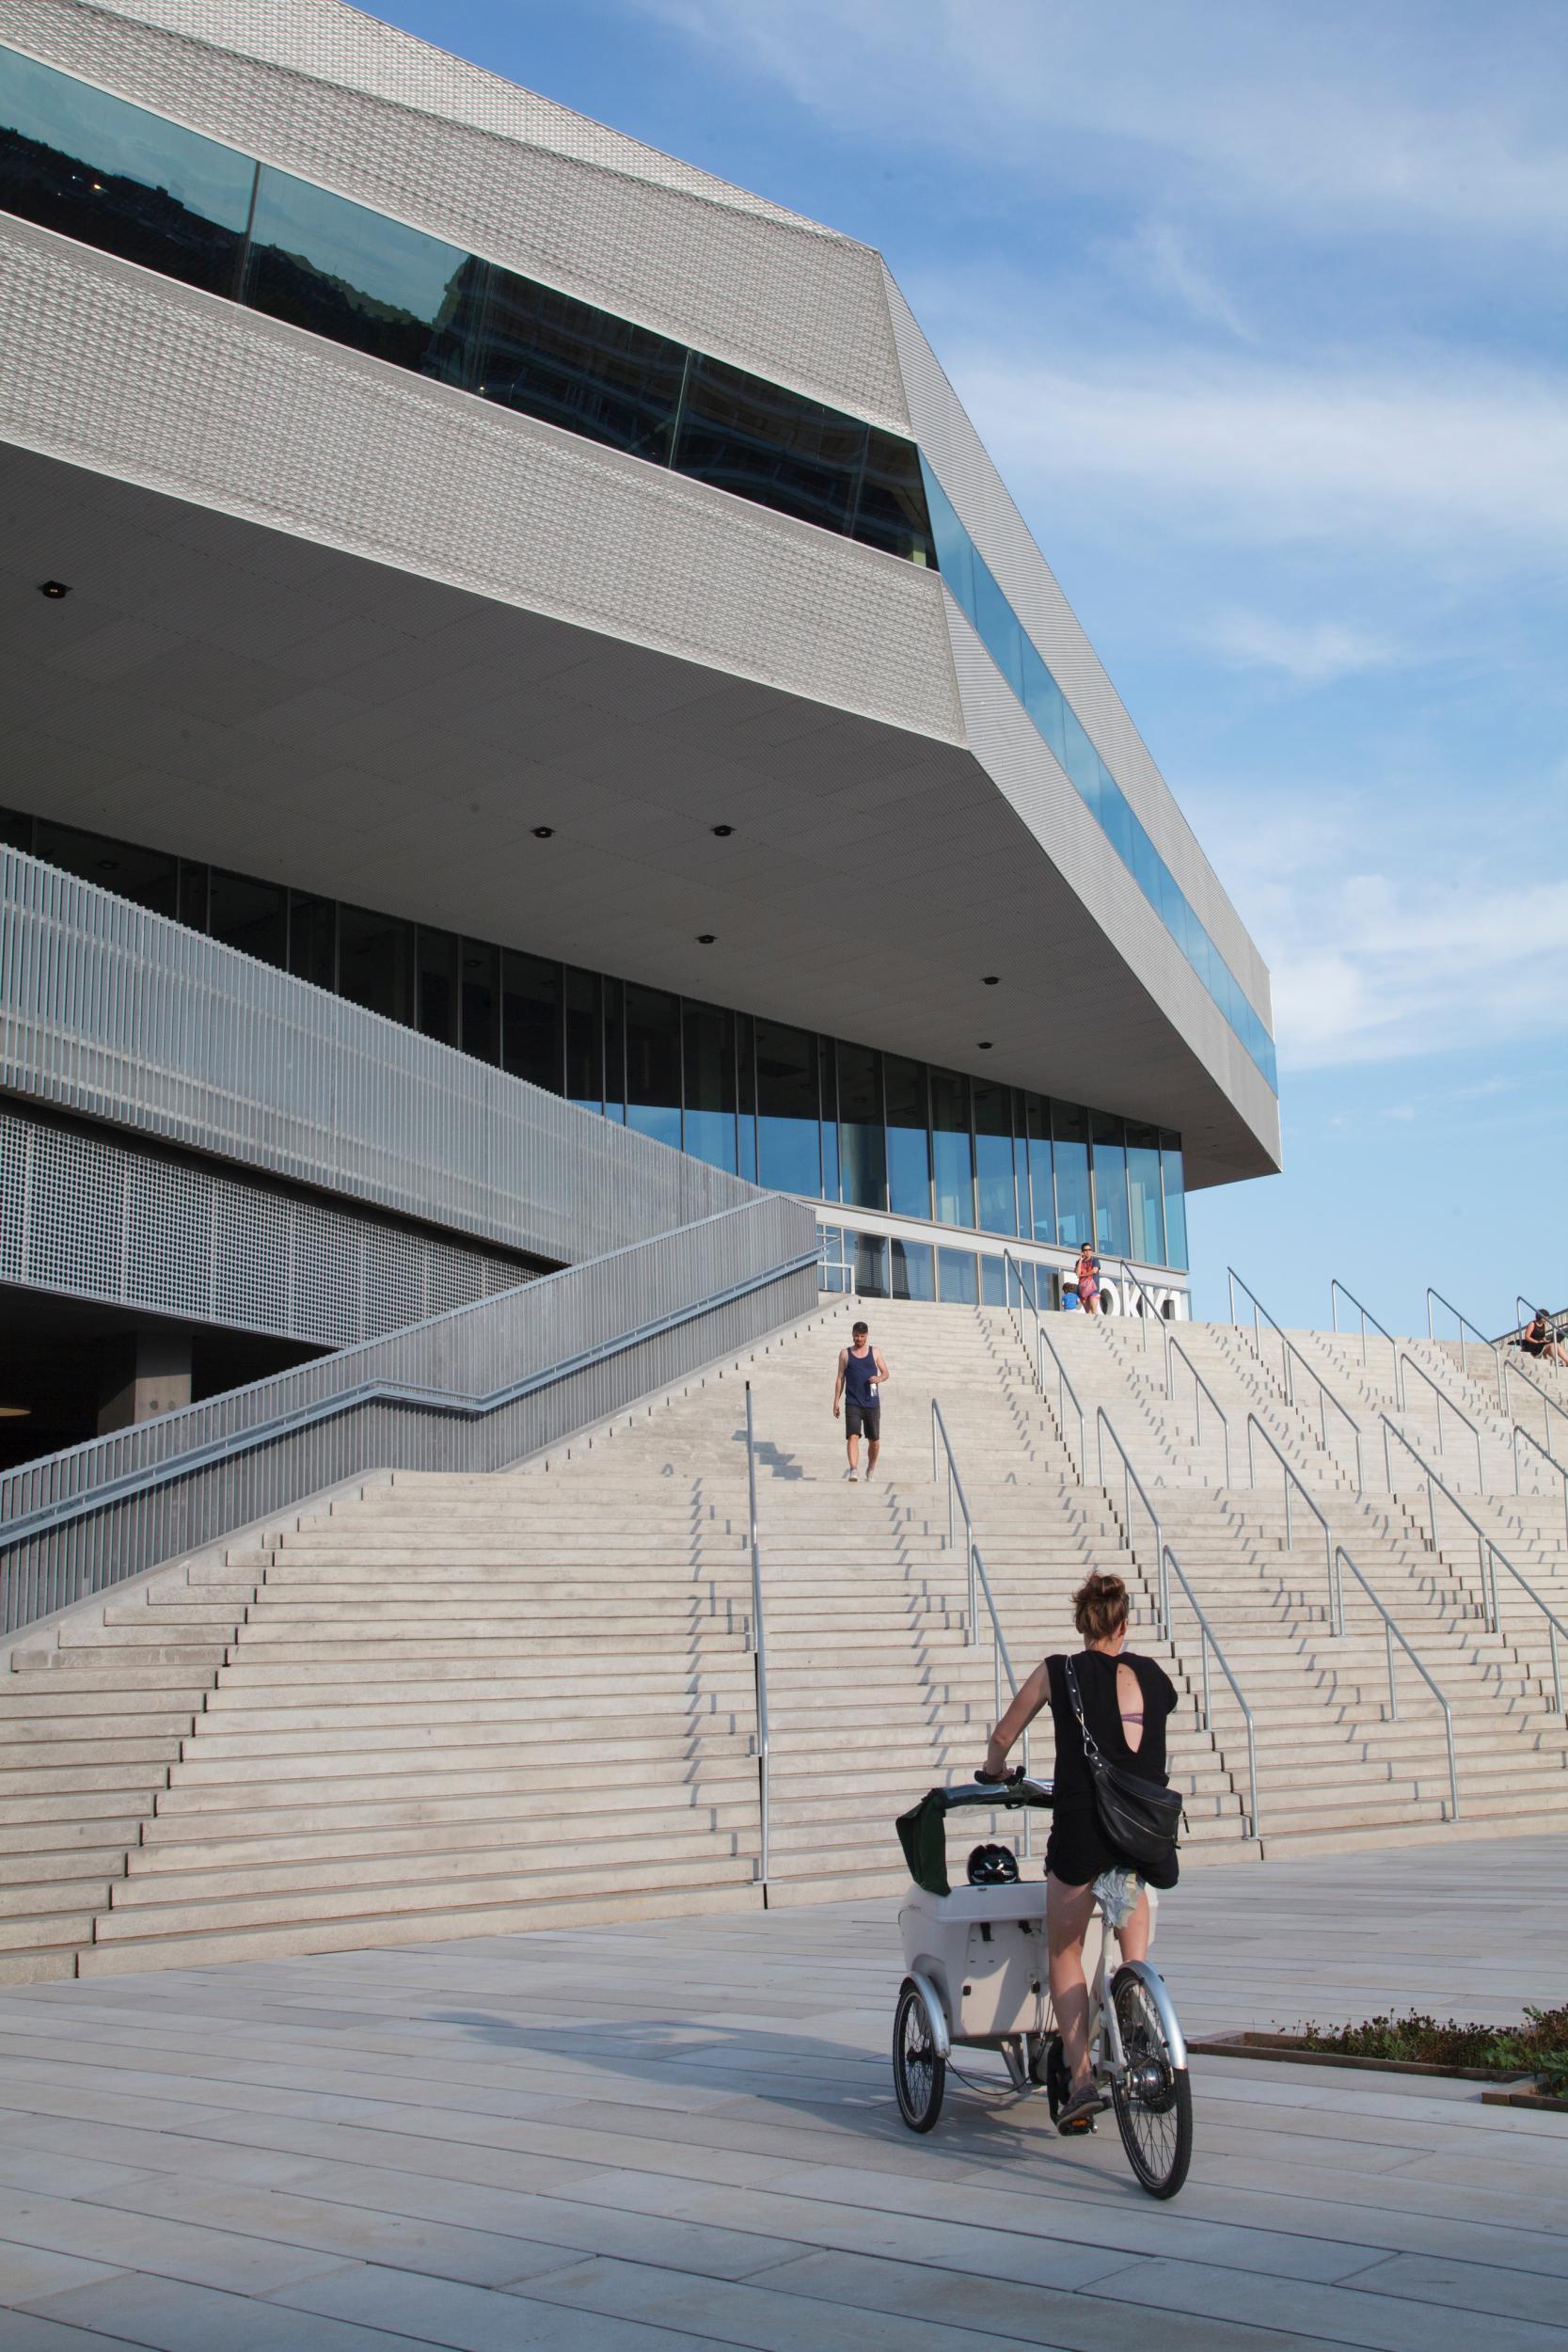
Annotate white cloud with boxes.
[1210,612,1402,683]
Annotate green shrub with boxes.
[1294,2003,1568,2082]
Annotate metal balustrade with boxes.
[1394,1350,1486,1490]
[1163,1330,1232,1487]
[1094,1408,1169,1628]
[1228,1267,1367,1486]
[1329,1277,1402,1385]
[1244,1414,1340,1633]
[1160,1544,1259,1837]
[742,1382,772,1898]
[1330,1545,1459,1823]
[927,1399,1032,1852]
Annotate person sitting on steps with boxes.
[1517,1311,1568,1369]
[832,1320,889,1483]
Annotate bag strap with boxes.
[1062,1655,1104,1765]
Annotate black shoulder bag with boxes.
[1064,1656,1181,1889]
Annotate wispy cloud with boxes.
[1210,612,1403,684]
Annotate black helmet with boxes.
[966,1843,1020,1887]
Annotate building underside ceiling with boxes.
[0,441,1272,1188]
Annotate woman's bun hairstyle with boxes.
[1073,1570,1130,1644]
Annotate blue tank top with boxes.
[843,1343,879,1409]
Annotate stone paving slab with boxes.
[0,1833,1563,2351]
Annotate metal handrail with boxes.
[931,1397,981,1643]
[1330,1545,1459,1823]
[1034,1312,1089,1480]
[1329,1278,1402,1389]
[1500,1349,1568,1458]
[1164,1329,1231,1486]
[742,1382,771,1897]
[1161,1543,1259,1837]
[1395,1349,1485,1490]
[1227,1268,1365,1487]
[1513,1422,1568,1550]
[1094,1407,1169,1629]
[1244,1414,1339,1633]
[1381,1417,1566,1714]
[1116,1260,1165,1350]
[1002,1248,1047,1391]
[929,1402,1033,1852]
[1426,1286,1504,1406]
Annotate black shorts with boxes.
[845,1403,880,1440]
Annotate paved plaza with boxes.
[0,1835,1563,2351]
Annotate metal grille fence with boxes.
[0,1103,528,1348]
[1,1195,818,1635]
[0,847,755,1270]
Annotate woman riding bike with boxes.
[979,1570,1177,2132]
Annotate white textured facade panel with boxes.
[0,1,911,429]
[883,264,1270,1013]
[943,598,1280,1171]
[0,219,962,741]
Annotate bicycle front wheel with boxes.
[1109,1965,1191,2198]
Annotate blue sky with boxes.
[372,0,1567,1336]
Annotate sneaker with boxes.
[1055,2083,1107,2133]
[846,1472,858,1483]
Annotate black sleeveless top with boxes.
[1042,1648,1178,1886]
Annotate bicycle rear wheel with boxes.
[893,1979,945,2132]
[1109,1965,1191,2198]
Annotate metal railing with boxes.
[1244,1414,1339,1632]
[1029,1302,1090,1480]
[1330,1545,1459,1822]
[1381,1417,1566,1714]
[1427,1287,1504,1407]
[1095,1408,1168,1628]
[1161,1544,1259,1836]
[1115,1260,1166,1350]
[742,1382,771,1898]
[1329,1278,1402,1386]
[1164,1329,1232,1487]
[928,1401,1033,1851]
[1,1197,819,1636]
[1394,1350,1485,1490]
[1513,1423,1568,1550]
[1228,1269,1366,1487]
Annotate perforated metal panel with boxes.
[0,1102,532,1348]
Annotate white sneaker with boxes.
[846,1471,858,1483]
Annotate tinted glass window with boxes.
[1162,1135,1189,1270]
[938,1247,977,1305]
[973,557,1023,695]
[918,457,974,614]
[625,982,681,1147]
[836,1041,887,1211]
[562,965,601,1110]
[683,999,736,1171]
[855,429,936,564]
[477,269,686,461]
[756,1018,820,1195]
[737,1011,758,1183]
[979,1253,1008,1307]
[853,1231,889,1298]
[1024,1094,1054,1246]
[675,354,866,537]
[460,939,499,1065]
[339,903,413,1025]
[602,977,626,1121]
[178,861,209,932]
[1091,1109,1131,1257]
[884,1055,930,1221]
[931,1068,974,1229]
[288,892,336,991]
[0,807,34,850]
[416,926,460,1044]
[1126,1123,1165,1265]
[974,1080,1017,1235]
[209,869,286,968]
[816,1037,839,1200]
[1052,1100,1093,1248]
[891,1239,935,1301]
[34,820,178,918]
[245,167,474,378]
[0,44,255,297]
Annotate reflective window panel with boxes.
[602,976,626,1122]
[508,951,564,1094]
[1162,1134,1190,1270]
[416,926,460,1046]
[209,869,286,969]
[1025,1093,1056,1246]
[461,939,500,1066]
[974,1080,1017,1235]
[756,1018,821,1195]
[938,1247,978,1305]
[1126,1122,1166,1266]
[855,428,937,565]
[891,1238,935,1301]
[33,820,179,919]
[338,902,414,1024]
[625,981,681,1147]
[854,1232,890,1298]
[0,44,255,297]
[837,1041,887,1213]
[1052,1101,1093,1248]
[675,354,867,538]
[931,1068,974,1229]
[884,1054,931,1221]
[682,998,737,1172]
[1091,1110,1132,1259]
[816,1036,839,1201]
[245,167,475,379]
[737,1011,758,1183]
[980,1253,1008,1307]
[288,892,337,992]
[477,269,686,460]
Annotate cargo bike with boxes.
[893,1773,1193,2199]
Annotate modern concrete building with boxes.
[0,0,1278,1478]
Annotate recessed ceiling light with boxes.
[696,933,716,945]
[711,824,734,837]
[531,825,554,839]
[977,1041,993,1050]
[982,975,1000,986]
[38,580,71,599]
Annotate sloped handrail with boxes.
[742,1382,771,1897]
[1394,1349,1485,1490]
[1244,1414,1340,1633]
[1115,1260,1165,1350]
[1164,1330,1232,1487]
[1381,1416,1566,1714]
[1228,1268,1366,1486]
[1513,1423,1568,1550]
[1329,1278,1402,1391]
[929,1402,1033,1852]
[931,1397,981,1644]
[1426,1286,1504,1406]
[1095,1407,1169,1629]
[1025,1294,1089,1480]
[1161,1543,1259,1837]
[1331,1545,1459,1823]
[1420,1283,1568,1458]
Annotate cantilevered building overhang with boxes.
[0,0,1278,1196]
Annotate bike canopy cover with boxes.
[896,1782,1053,1896]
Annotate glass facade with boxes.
[918,462,1278,1091]
[0,43,935,568]
[1,806,1191,1271]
